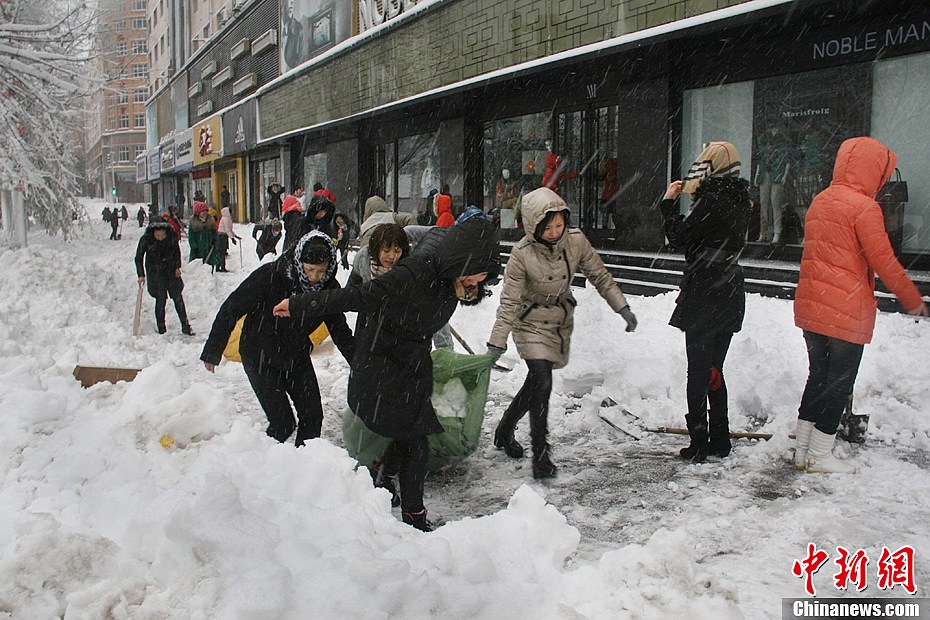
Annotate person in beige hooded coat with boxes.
[487,187,637,478]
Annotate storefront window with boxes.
[303,152,328,193]
[872,52,930,254]
[254,158,281,220]
[483,112,550,229]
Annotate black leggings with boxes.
[798,331,864,435]
[152,277,188,330]
[242,359,324,445]
[380,436,429,513]
[499,359,554,449]
[684,330,733,420]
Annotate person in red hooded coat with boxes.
[792,136,928,474]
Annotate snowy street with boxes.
[1,203,929,619]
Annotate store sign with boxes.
[222,99,256,156]
[175,128,193,171]
[147,150,161,180]
[135,157,147,183]
[358,0,421,33]
[810,18,930,61]
[160,140,176,173]
[193,116,223,166]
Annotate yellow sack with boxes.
[223,316,246,362]
[223,318,329,363]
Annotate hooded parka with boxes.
[794,137,923,344]
[488,187,628,368]
[358,196,418,246]
[289,218,501,439]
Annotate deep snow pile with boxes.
[0,202,928,619]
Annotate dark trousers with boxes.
[380,436,428,513]
[684,330,733,445]
[798,331,864,435]
[242,359,324,446]
[152,277,188,330]
[499,359,554,450]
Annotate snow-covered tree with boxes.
[0,0,95,240]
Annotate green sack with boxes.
[341,348,495,472]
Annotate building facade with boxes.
[85,0,150,203]
[252,0,930,270]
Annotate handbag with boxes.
[877,168,908,205]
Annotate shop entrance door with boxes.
[554,109,612,234]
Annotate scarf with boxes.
[281,230,338,294]
[682,141,741,196]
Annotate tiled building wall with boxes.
[260,0,749,138]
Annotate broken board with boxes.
[73,365,142,388]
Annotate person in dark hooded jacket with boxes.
[302,193,336,240]
[660,141,750,463]
[253,219,283,259]
[272,218,501,531]
[200,231,355,447]
[135,221,193,335]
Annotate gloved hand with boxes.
[619,306,637,332]
[231,236,238,245]
[486,343,506,362]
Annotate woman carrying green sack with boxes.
[273,218,500,531]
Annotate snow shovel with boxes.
[132,281,143,337]
[836,394,868,444]
[73,365,141,388]
[449,326,510,372]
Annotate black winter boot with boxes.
[368,463,401,507]
[680,413,710,463]
[532,444,557,479]
[402,509,432,532]
[181,323,195,336]
[493,424,524,459]
[157,324,167,334]
[707,409,731,458]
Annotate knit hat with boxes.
[193,200,209,216]
[455,205,487,226]
[681,141,741,196]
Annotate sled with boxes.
[342,349,495,472]
[132,282,143,337]
[222,317,329,362]
[73,365,141,388]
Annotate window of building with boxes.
[132,63,148,79]
[119,114,129,129]
[131,16,146,29]
[118,146,130,162]
[132,0,145,10]
[118,91,128,104]
[134,113,145,127]
[873,51,930,253]
[108,117,116,131]
[134,88,146,103]
[115,19,126,30]
[132,39,147,54]
[482,112,551,228]
[107,93,116,106]
[134,145,145,159]
[118,66,128,78]
[116,41,127,56]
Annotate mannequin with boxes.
[755,126,791,244]
[541,141,578,194]
[601,154,619,229]
[496,168,517,208]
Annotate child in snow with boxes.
[272,218,500,531]
[487,187,636,479]
[792,137,928,473]
[200,231,355,447]
[659,141,749,463]
[135,221,194,336]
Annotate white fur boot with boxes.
[806,428,856,474]
[794,419,816,470]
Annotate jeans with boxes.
[798,331,864,435]
[684,330,733,421]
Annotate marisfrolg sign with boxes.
[358,0,422,33]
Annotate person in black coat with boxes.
[136,206,146,227]
[109,208,120,240]
[135,221,193,335]
[660,141,749,463]
[266,182,285,219]
[253,219,283,259]
[272,218,501,531]
[201,231,355,447]
[301,193,336,240]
